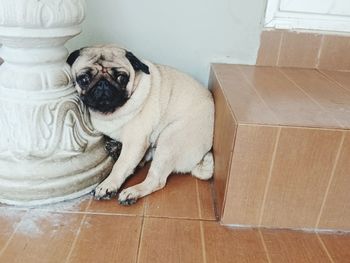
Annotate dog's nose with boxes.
[94,80,113,98]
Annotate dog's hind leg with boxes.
[138,146,155,167]
[191,151,214,180]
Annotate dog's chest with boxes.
[91,115,129,141]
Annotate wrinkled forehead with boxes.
[73,47,130,73]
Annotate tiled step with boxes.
[210,64,350,231]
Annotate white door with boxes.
[265,0,350,32]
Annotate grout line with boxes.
[17,207,216,222]
[236,66,280,123]
[65,214,88,263]
[258,229,272,263]
[208,179,219,221]
[316,35,325,68]
[65,198,92,263]
[136,216,146,263]
[204,73,240,220]
[316,233,335,263]
[212,69,240,124]
[318,69,350,93]
[143,215,215,222]
[315,132,345,229]
[195,179,203,219]
[238,122,349,132]
[0,210,28,257]
[258,127,282,226]
[217,126,238,220]
[142,195,148,217]
[199,221,207,263]
[276,31,284,66]
[29,209,142,217]
[84,196,93,211]
[278,68,344,128]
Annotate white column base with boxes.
[0,0,113,205]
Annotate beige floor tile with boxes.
[319,70,350,92]
[281,68,350,128]
[278,31,322,68]
[68,214,142,263]
[261,229,331,263]
[145,174,201,219]
[318,132,350,230]
[138,217,203,263]
[32,195,91,213]
[212,64,278,125]
[0,209,26,249]
[0,211,83,263]
[196,179,216,220]
[256,30,283,66]
[203,223,268,263]
[239,65,340,128]
[261,127,342,229]
[222,125,279,225]
[319,233,350,263]
[318,35,350,70]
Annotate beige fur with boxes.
[71,45,214,204]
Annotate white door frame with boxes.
[265,0,350,33]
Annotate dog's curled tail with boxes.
[191,151,214,180]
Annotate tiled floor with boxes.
[0,165,349,263]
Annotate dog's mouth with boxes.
[80,82,129,114]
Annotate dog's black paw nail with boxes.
[90,190,96,196]
[104,190,117,199]
[118,198,137,206]
[93,192,114,201]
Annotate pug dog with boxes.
[67,45,214,205]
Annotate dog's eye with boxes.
[77,73,91,87]
[116,74,129,85]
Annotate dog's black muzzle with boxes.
[81,78,129,114]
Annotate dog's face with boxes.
[67,46,150,114]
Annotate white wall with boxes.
[67,0,267,85]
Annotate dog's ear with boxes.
[125,51,150,75]
[67,49,81,66]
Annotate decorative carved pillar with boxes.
[0,0,113,205]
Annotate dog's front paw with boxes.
[93,181,118,200]
[118,188,140,206]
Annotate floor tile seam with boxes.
[143,215,216,222]
[317,69,350,93]
[278,68,344,128]
[199,221,207,263]
[236,66,280,124]
[258,229,272,263]
[315,131,346,228]
[65,198,93,263]
[276,30,285,67]
[136,216,145,263]
[316,233,335,263]
[195,179,203,220]
[0,210,28,258]
[316,35,325,68]
[258,127,282,226]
